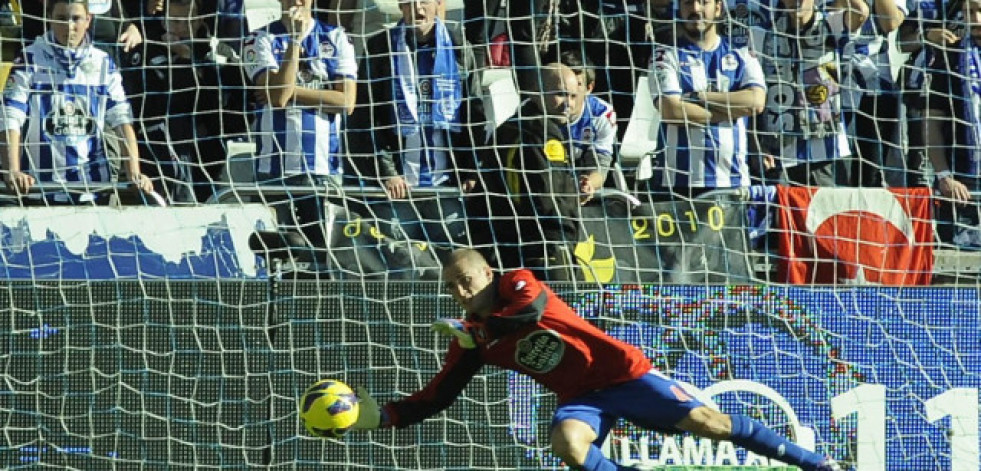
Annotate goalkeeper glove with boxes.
[352,387,382,430]
[431,318,476,349]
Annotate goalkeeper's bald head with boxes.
[442,249,496,316]
[445,248,489,270]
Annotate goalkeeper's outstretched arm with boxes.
[353,344,483,429]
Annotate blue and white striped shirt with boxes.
[725,0,776,49]
[905,0,959,92]
[568,95,617,174]
[649,35,765,188]
[243,20,357,178]
[838,0,909,106]
[1,33,132,184]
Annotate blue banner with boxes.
[0,206,275,279]
[509,286,981,470]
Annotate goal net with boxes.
[1,1,979,470]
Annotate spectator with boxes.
[579,0,655,142]
[122,0,250,203]
[242,0,357,246]
[724,0,777,49]
[469,63,591,281]
[1,0,153,204]
[348,0,483,245]
[835,0,908,187]
[307,0,417,61]
[19,0,145,56]
[898,0,961,57]
[899,0,962,187]
[464,0,596,91]
[753,0,868,186]
[16,0,151,182]
[648,0,767,197]
[911,0,981,247]
[558,49,617,201]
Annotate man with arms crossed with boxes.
[649,0,767,196]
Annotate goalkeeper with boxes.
[353,248,842,471]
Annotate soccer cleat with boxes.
[430,318,476,349]
[815,457,843,471]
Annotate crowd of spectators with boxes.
[2,0,981,273]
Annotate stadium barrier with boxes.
[2,185,978,283]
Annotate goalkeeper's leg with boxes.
[550,418,639,471]
[676,406,840,471]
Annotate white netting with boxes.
[0,1,980,470]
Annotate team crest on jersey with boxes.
[721,53,739,71]
[805,84,829,104]
[419,78,432,95]
[79,58,96,76]
[297,65,325,89]
[44,99,94,143]
[319,42,335,58]
[515,330,564,373]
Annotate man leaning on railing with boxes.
[469,63,587,281]
[911,0,981,249]
[347,0,484,246]
[1,0,153,205]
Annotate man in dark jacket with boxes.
[122,0,249,202]
[470,63,594,280]
[348,0,484,245]
[911,0,981,246]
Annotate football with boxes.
[298,379,360,438]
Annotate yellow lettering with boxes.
[343,218,362,238]
[656,214,675,237]
[631,218,651,240]
[708,206,725,231]
[684,210,698,232]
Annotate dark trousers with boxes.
[255,173,335,248]
[850,92,902,187]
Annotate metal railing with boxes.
[206,182,468,205]
[0,182,168,206]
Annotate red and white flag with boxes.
[775,187,933,285]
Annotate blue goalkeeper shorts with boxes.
[551,369,704,442]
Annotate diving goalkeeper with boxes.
[353,248,841,471]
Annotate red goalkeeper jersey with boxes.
[384,269,652,428]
